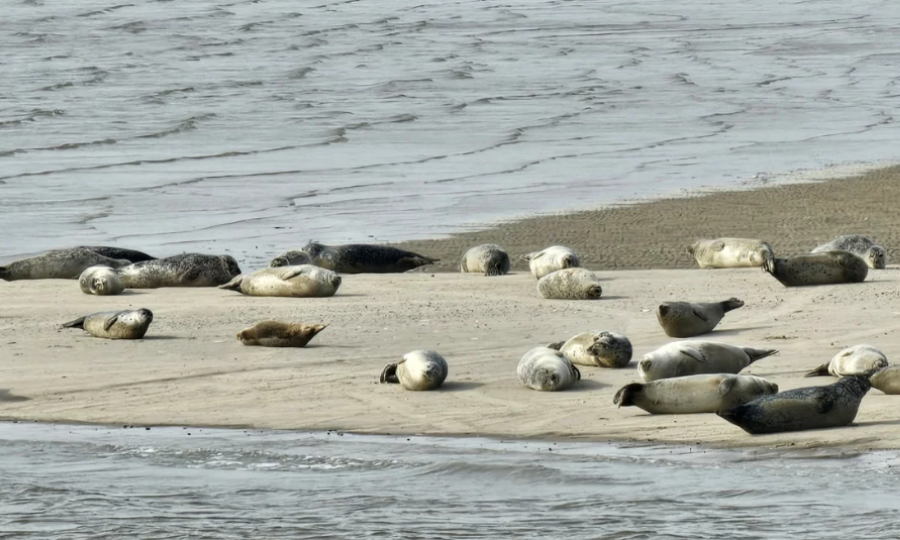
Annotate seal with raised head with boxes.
[0,247,131,281]
[237,321,328,347]
[116,253,241,288]
[548,331,632,368]
[763,251,868,287]
[219,265,341,298]
[871,366,900,394]
[656,298,744,338]
[717,376,871,434]
[614,374,779,415]
[812,234,886,269]
[688,238,774,269]
[639,340,777,382]
[537,268,602,300]
[78,265,125,296]
[804,344,888,378]
[61,308,153,340]
[517,346,581,391]
[269,249,312,268]
[524,246,580,279]
[380,350,448,391]
[300,241,437,274]
[460,244,510,276]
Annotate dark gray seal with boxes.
[81,246,156,263]
[0,247,131,281]
[811,234,886,269]
[300,241,437,274]
[656,298,744,338]
[763,251,868,287]
[116,254,241,288]
[62,308,153,340]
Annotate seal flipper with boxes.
[572,365,581,381]
[380,363,400,384]
[546,341,565,351]
[104,312,126,332]
[613,383,642,407]
[743,348,778,363]
[691,308,709,322]
[61,316,86,329]
[717,377,737,396]
[218,275,244,291]
[804,362,831,378]
[678,346,706,363]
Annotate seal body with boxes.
[380,350,448,391]
[61,308,153,340]
[517,347,581,391]
[0,247,131,281]
[237,321,327,347]
[537,268,602,300]
[805,344,888,378]
[656,298,744,338]
[614,374,778,415]
[688,238,774,269]
[639,340,777,382]
[81,246,156,263]
[524,246,580,279]
[812,235,886,269]
[219,265,341,298]
[763,251,868,287]
[460,244,510,276]
[300,242,437,274]
[871,366,900,394]
[269,250,312,268]
[549,331,632,368]
[116,254,241,288]
[78,265,125,296]
[717,377,871,434]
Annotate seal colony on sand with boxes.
[459,244,510,276]
[523,246,580,279]
[655,298,744,338]
[763,251,868,287]
[78,266,124,296]
[687,238,774,269]
[639,341,777,382]
[61,308,153,340]
[299,241,437,274]
[269,250,312,268]
[380,350,448,391]
[804,345,888,378]
[812,234,887,269]
[536,268,603,300]
[116,254,241,288]
[614,374,778,415]
[548,331,632,368]
[0,247,131,281]
[219,265,341,298]
[517,347,581,391]
[237,321,328,347]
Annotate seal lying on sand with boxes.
[61,308,153,340]
[460,244,510,276]
[524,246,580,279]
[537,268,602,300]
[548,331,632,368]
[269,249,312,268]
[78,266,124,296]
[812,234,886,269]
[870,366,900,394]
[656,298,744,338]
[300,241,437,274]
[380,350,448,391]
[81,246,156,263]
[688,238,774,269]
[237,321,328,347]
[717,376,871,434]
[639,341,777,382]
[117,254,241,288]
[219,265,341,298]
[614,374,778,415]
[804,345,888,378]
[763,251,868,287]
[0,247,131,281]
[517,347,581,391]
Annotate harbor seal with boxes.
[460,244,510,276]
[804,344,888,378]
[656,298,744,338]
[61,308,153,340]
[78,265,124,296]
[81,246,156,263]
[812,234,886,269]
[717,376,871,434]
[639,340,777,382]
[763,251,868,287]
[237,321,328,347]
[613,374,779,415]
[524,246,580,279]
[548,331,632,368]
[870,366,900,394]
[537,268,603,300]
[688,238,774,269]
[517,347,581,391]
[116,253,241,288]
[380,350,448,391]
[299,241,437,274]
[0,247,131,281]
[219,265,341,298]
[269,249,312,268]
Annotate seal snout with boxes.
[639,358,652,373]
[657,304,669,317]
[138,308,154,322]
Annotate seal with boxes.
[78,265,125,296]
[460,244,510,276]
[380,350,448,391]
[237,321,328,347]
[536,268,602,300]
[871,366,900,394]
[61,308,153,340]
[0,247,131,281]
[613,374,778,415]
[523,246,580,279]
[81,246,156,263]
[116,253,241,288]
[300,241,437,274]
[269,249,312,268]
[717,376,871,434]
[219,265,341,298]
[812,234,887,269]
[517,346,581,391]
[639,340,777,382]
[656,298,744,338]
[763,251,868,287]
[804,344,888,378]
[688,238,774,269]
[547,331,632,368]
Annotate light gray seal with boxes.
[613,374,779,415]
[536,268,602,300]
[812,234,886,269]
[688,238,774,269]
[870,366,900,394]
[116,253,241,288]
[524,246,580,279]
[299,241,437,274]
[78,265,125,296]
[380,350,449,391]
[0,247,131,281]
[517,346,581,391]
[717,376,871,434]
[656,298,744,338]
[460,244,510,276]
[61,308,153,340]
[804,345,888,378]
[237,321,328,347]
[548,331,632,368]
[639,340,778,382]
[269,249,312,268]
[763,251,868,287]
[219,265,341,298]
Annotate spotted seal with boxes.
[460,244,510,276]
[380,350,448,391]
[536,268,602,300]
[812,234,886,269]
[763,251,868,287]
[517,346,581,391]
[613,374,779,415]
[523,246,580,279]
[61,308,153,340]
[639,340,778,382]
[0,247,131,281]
[547,331,632,368]
[870,366,900,394]
[116,253,241,288]
[688,238,774,269]
[81,246,156,263]
[299,241,437,274]
[804,345,888,378]
[219,265,341,298]
[269,249,312,268]
[237,321,328,347]
[78,265,125,296]
[656,298,744,338]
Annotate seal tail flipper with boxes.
[804,362,831,377]
[744,348,778,363]
[380,363,399,384]
[218,275,244,291]
[546,341,565,351]
[61,316,86,329]
[613,383,642,407]
[721,298,745,313]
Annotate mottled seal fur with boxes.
[219,265,341,298]
[548,331,632,368]
[763,251,868,287]
[536,268,602,300]
[870,366,900,394]
[804,345,888,378]
[269,249,312,268]
[380,350,448,391]
[517,347,581,391]
[300,241,437,274]
[717,376,871,434]
[524,246,580,279]
[656,298,744,338]
[116,254,241,288]
[812,234,886,269]
[639,341,777,382]
[688,238,774,269]
[61,308,153,340]
[237,321,328,347]
[81,246,156,263]
[460,244,510,276]
[78,266,125,296]
[0,247,131,281]
[614,374,778,415]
